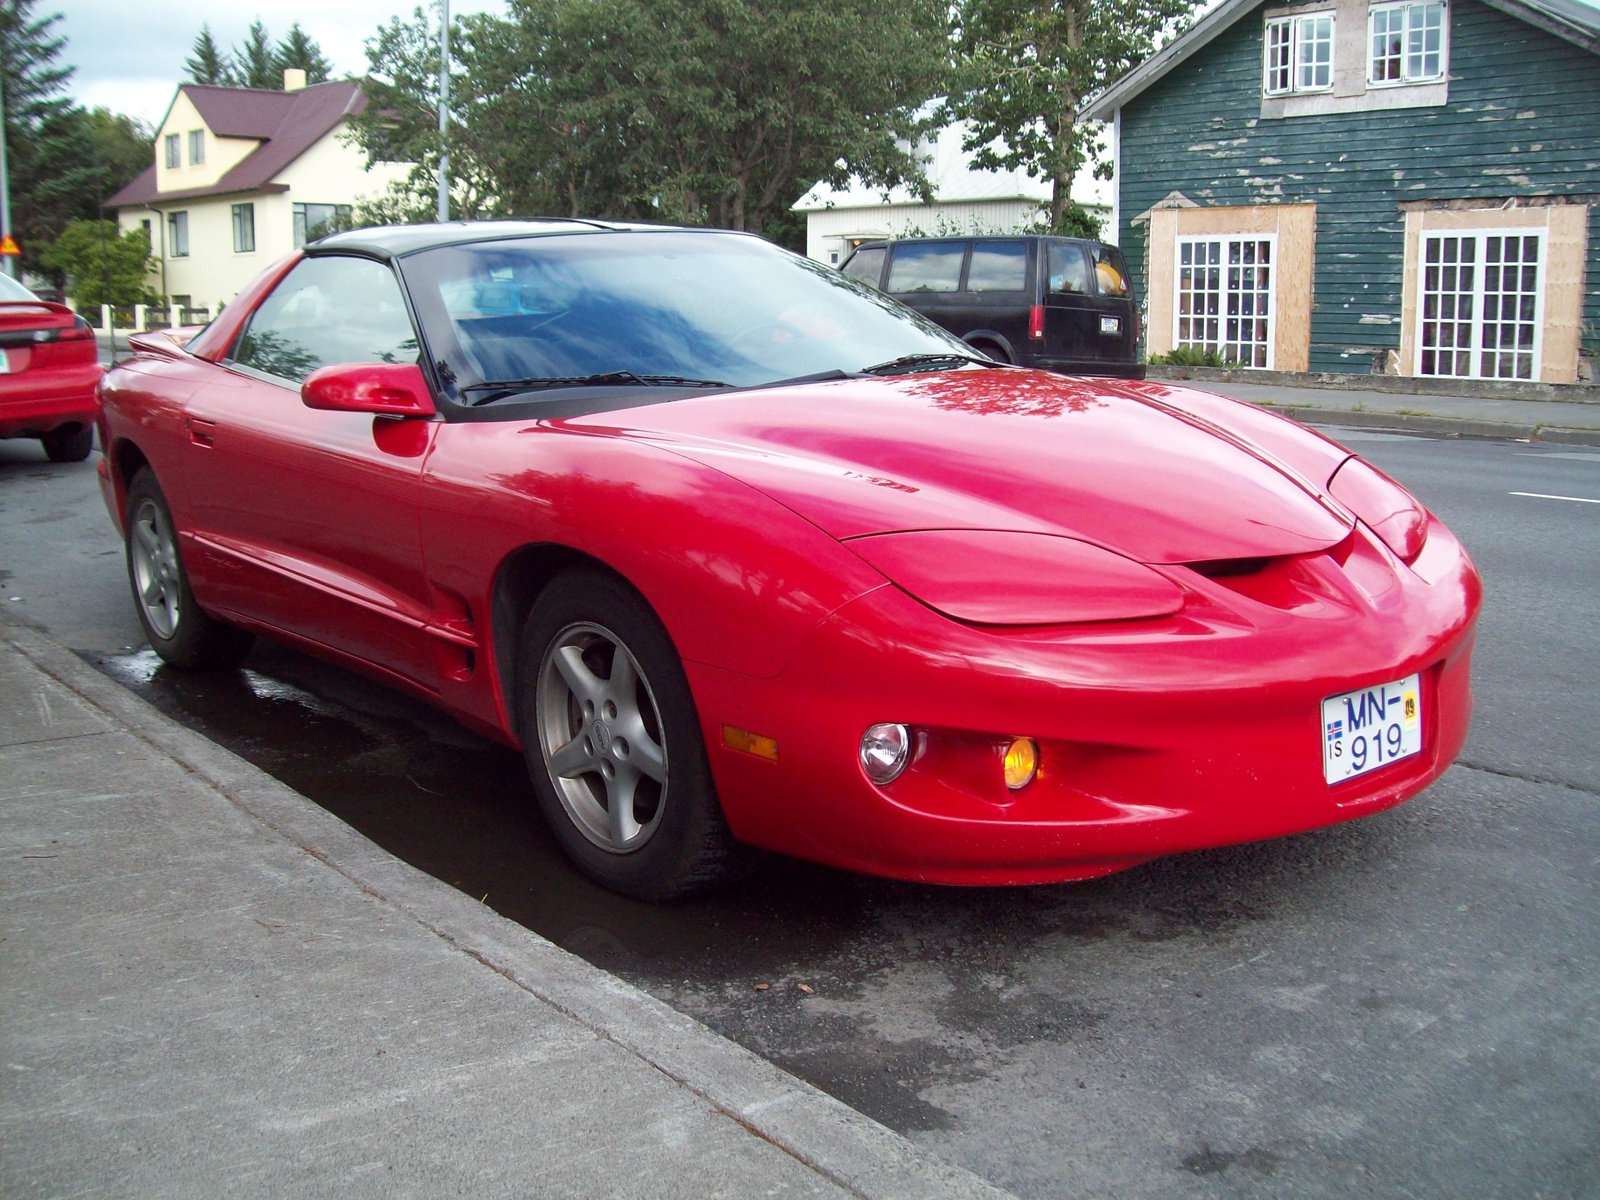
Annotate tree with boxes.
[350,0,950,236]
[2,0,85,268]
[37,220,158,307]
[234,20,278,89]
[346,6,502,223]
[275,23,333,83]
[946,0,1197,232]
[185,24,234,86]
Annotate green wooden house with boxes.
[1085,0,1600,383]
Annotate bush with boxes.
[1148,345,1232,368]
[37,221,160,308]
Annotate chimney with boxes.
[283,68,307,92]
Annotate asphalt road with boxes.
[1,426,1595,1199]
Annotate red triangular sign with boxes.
[0,235,19,256]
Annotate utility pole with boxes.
[436,0,450,223]
[0,37,15,279]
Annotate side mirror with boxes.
[302,363,436,418]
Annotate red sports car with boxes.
[0,273,101,462]
[97,222,1479,899]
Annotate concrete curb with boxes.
[1261,404,1600,446]
[0,615,1012,1200]
[1147,364,1600,405]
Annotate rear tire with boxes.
[516,568,752,900]
[41,426,93,463]
[969,340,1011,364]
[125,469,254,670]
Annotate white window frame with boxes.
[1369,1,1448,86]
[1415,227,1544,381]
[232,203,256,254]
[188,129,205,166]
[167,211,189,258]
[1173,234,1279,370]
[163,134,180,169]
[1264,13,1335,96]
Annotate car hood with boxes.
[560,369,1353,564]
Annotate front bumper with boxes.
[690,517,1479,885]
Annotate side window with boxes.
[842,246,886,288]
[886,242,966,293]
[1047,244,1091,296]
[232,256,419,385]
[964,241,1027,292]
[1092,245,1131,297]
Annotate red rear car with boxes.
[96,222,1480,900]
[0,274,100,462]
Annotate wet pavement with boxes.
[3,426,1598,1198]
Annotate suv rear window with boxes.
[887,242,965,293]
[842,245,885,287]
[1047,244,1091,295]
[1092,245,1131,296]
[965,241,1027,292]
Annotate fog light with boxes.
[860,723,911,785]
[1003,737,1038,790]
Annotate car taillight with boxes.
[28,317,95,343]
[1028,304,1045,340]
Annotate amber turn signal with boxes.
[1003,737,1039,790]
[722,725,778,762]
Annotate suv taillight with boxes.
[1028,304,1044,340]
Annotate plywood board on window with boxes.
[1147,203,1316,371]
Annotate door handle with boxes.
[187,417,217,447]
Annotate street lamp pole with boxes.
[436,0,450,223]
[0,42,15,279]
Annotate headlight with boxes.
[1328,457,1428,562]
[860,723,911,785]
[845,529,1182,625]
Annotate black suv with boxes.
[840,235,1143,378]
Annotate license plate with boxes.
[1321,674,1422,784]
[1099,316,1121,335]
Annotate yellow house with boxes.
[108,70,411,317]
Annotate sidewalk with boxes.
[1154,377,1600,446]
[0,617,1009,1200]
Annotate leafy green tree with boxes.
[1,1,86,265]
[478,0,951,232]
[274,23,333,83]
[348,0,949,237]
[37,220,158,307]
[185,24,234,86]
[348,6,501,222]
[946,0,1197,233]
[234,20,278,89]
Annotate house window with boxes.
[292,202,353,248]
[188,129,205,166]
[167,211,189,258]
[1418,231,1541,380]
[1176,237,1275,368]
[164,134,180,169]
[1370,2,1445,84]
[1264,14,1334,95]
[232,203,256,253]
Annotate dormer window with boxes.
[1369,1,1446,84]
[1264,13,1335,95]
[164,134,180,169]
[188,129,205,166]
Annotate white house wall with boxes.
[805,200,1049,263]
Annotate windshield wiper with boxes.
[461,371,728,406]
[858,352,999,377]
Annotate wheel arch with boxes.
[490,543,651,741]
[108,437,152,519]
[962,331,1015,364]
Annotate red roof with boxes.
[107,80,368,209]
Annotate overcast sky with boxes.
[57,0,505,127]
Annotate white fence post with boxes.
[100,304,112,334]
[134,304,148,331]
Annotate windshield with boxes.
[398,230,975,401]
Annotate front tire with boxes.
[41,426,93,463]
[517,568,748,900]
[125,469,254,670]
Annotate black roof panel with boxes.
[308,218,693,259]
